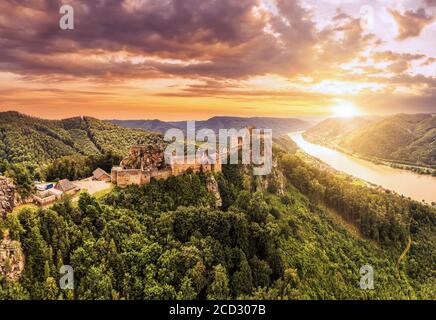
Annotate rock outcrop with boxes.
[206,174,222,208]
[0,232,25,281]
[268,166,285,196]
[254,159,285,196]
[0,176,15,219]
[120,144,167,171]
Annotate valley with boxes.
[1,0,435,304]
[303,114,436,171]
[290,132,436,204]
[0,112,435,300]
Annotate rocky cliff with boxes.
[120,144,167,171]
[254,159,285,196]
[0,176,16,219]
[206,174,222,208]
[0,233,25,281]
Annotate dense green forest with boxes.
[304,114,436,167]
[1,143,434,300]
[0,111,162,176]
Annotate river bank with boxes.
[289,132,436,205]
[331,145,435,176]
[302,134,436,176]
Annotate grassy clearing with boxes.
[92,185,115,199]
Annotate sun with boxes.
[331,101,361,118]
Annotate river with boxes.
[289,132,436,204]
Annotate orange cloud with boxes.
[0,0,435,119]
[389,8,435,40]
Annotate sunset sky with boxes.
[0,0,435,120]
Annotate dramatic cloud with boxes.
[0,0,383,81]
[0,0,434,119]
[0,0,320,79]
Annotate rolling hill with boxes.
[0,112,309,170]
[0,112,309,175]
[0,111,161,169]
[304,114,436,167]
[303,116,378,145]
[109,116,310,135]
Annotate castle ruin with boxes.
[111,144,222,188]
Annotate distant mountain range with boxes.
[109,116,311,135]
[304,114,436,167]
[0,112,309,170]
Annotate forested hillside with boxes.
[303,116,378,145]
[1,142,434,300]
[0,111,161,170]
[304,114,436,167]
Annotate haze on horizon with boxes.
[0,0,435,121]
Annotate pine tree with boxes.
[207,264,230,300]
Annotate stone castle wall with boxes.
[171,162,203,176]
[151,168,173,181]
[112,148,223,188]
[114,169,150,188]
[112,164,222,188]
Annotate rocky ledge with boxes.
[0,176,15,219]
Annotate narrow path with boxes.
[397,236,412,270]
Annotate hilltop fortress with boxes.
[111,144,222,188]
[111,125,271,187]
